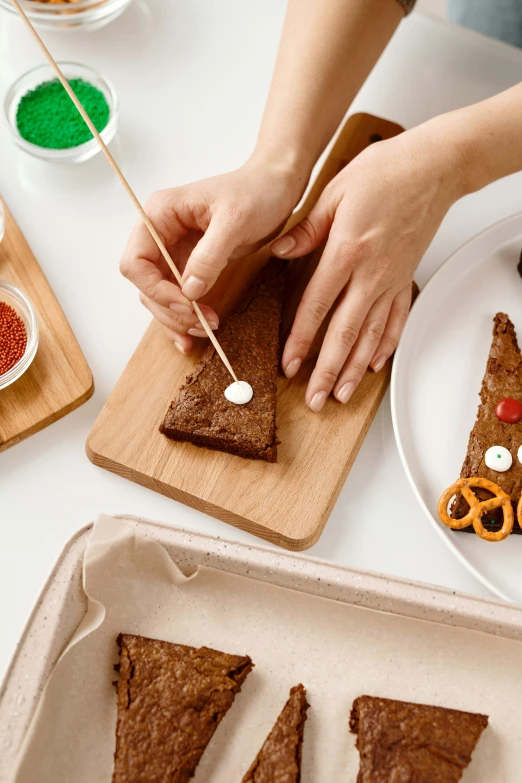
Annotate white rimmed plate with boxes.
[392,212,522,603]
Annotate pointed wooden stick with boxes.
[10,0,239,384]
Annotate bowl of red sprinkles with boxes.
[0,280,38,390]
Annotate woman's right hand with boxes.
[119,159,303,354]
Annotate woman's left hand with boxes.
[271,123,464,412]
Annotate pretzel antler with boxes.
[438,477,514,542]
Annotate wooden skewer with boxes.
[10,0,239,385]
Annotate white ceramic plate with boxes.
[392,213,522,603]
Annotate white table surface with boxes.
[1,2,522,682]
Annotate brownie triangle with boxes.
[452,313,522,533]
[161,260,286,462]
[242,684,309,782]
[112,634,253,783]
[350,695,488,783]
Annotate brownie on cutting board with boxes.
[112,634,253,783]
[242,684,309,783]
[350,695,488,783]
[161,260,286,462]
[452,313,522,533]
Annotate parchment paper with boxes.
[14,515,522,781]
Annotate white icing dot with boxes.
[518,445,522,465]
[224,380,253,405]
[485,445,512,472]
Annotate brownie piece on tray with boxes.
[242,684,309,783]
[350,695,488,783]
[161,260,286,462]
[452,313,522,534]
[112,634,253,783]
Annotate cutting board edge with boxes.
[0,360,94,455]
[85,364,391,551]
[86,434,330,551]
[0,200,96,452]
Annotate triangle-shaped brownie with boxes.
[350,695,488,783]
[242,684,309,783]
[112,634,253,783]
[161,260,286,462]
[452,313,522,533]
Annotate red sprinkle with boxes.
[495,397,522,424]
[0,301,27,376]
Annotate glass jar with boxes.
[0,279,39,390]
[3,62,118,164]
[0,0,133,32]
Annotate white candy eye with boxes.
[518,445,522,465]
[485,445,512,472]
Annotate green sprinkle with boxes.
[16,78,110,149]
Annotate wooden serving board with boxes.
[0,202,93,452]
[87,114,404,550]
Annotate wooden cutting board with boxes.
[0,202,93,452]
[87,113,404,550]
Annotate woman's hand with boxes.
[271,124,465,412]
[120,159,303,354]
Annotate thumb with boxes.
[181,214,243,301]
[271,191,336,258]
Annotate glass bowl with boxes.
[0,0,133,32]
[3,62,118,164]
[0,280,39,391]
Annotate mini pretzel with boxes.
[438,477,514,542]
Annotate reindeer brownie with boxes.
[439,313,522,541]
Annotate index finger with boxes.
[305,283,373,410]
[120,221,183,306]
[120,191,190,307]
[281,229,354,376]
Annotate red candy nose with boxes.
[495,398,522,423]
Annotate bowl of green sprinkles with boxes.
[4,62,118,164]
[0,0,133,32]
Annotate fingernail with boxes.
[174,342,186,354]
[272,235,297,256]
[337,381,354,404]
[196,320,218,330]
[182,276,207,301]
[170,303,193,316]
[188,328,208,337]
[285,358,301,379]
[309,391,327,413]
[372,355,387,373]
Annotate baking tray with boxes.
[1,515,522,781]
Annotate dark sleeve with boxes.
[395,0,416,13]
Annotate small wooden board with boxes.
[87,114,404,550]
[0,202,93,452]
